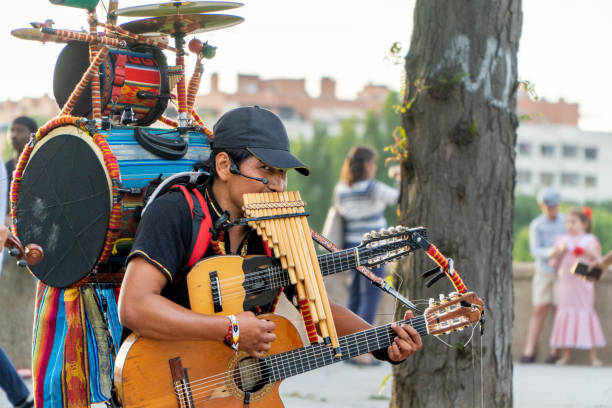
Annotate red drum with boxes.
[53,41,169,126]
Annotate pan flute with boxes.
[243,191,341,357]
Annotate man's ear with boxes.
[216,152,232,182]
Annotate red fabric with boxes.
[187,188,213,267]
[573,246,585,256]
[111,54,127,101]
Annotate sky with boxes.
[0,0,611,131]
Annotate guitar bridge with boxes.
[169,357,194,407]
[210,271,223,313]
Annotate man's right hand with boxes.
[235,311,276,358]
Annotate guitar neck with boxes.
[270,248,361,287]
[263,316,428,383]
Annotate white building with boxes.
[515,124,612,203]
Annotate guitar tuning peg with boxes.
[428,297,435,306]
[439,294,446,302]
[370,230,380,238]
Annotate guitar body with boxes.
[187,255,278,315]
[114,314,304,408]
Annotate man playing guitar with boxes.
[118,106,421,366]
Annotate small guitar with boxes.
[187,226,426,315]
[114,292,483,408]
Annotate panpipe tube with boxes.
[265,192,319,342]
[60,46,109,116]
[276,192,323,318]
[281,191,328,335]
[270,192,321,324]
[41,27,126,48]
[290,191,341,355]
[255,193,282,258]
[250,193,295,286]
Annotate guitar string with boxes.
[175,315,478,406]
[172,318,433,402]
[203,241,413,291]
[175,300,464,394]
[173,308,476,401]
[175,316,478,408]
[174,317,430,392]
[175,299,477,397]
[204,247,416,302]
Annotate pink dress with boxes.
[549,233,606,349]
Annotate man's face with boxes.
[539,202,559,220]
[227,156,288,210]
[10,122,31,155]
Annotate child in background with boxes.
[548,207,605,366]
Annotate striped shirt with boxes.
[333,179,399,244]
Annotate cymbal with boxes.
[11,28,65,43]
[113,1,243,17]
[120,13,243,35]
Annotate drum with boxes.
[12,120,210,287]
[53,41,169,126]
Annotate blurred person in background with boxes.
[330,146,398,365]
[520,188,565,363]
[548,208,605,366]
[0,221,33,407]
[5,116,37,215]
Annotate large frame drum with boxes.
[12,121,210,287]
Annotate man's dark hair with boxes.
[204,148,253,179]
[12,116,38,133]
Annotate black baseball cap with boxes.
[212,106,310,176]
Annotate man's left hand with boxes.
[387,310,422,362]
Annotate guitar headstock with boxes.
[423,292,484,336]
[358,226,427,269]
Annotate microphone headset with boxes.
[229,159,269,185]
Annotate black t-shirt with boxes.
[126,182,286,310]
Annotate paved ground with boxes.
[2,362,611,407]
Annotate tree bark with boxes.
[392,1,522,407]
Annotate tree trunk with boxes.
[392,1,522,407]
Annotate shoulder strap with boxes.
[173,185,213,267]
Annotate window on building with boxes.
[585,147,598,160]
[585,175,597,188]
[562,145,578,158]
[517,171,531,184]
[540,172,554,186]
[540,144,555,157]
[518,143,532,156]
[561,172,579,186]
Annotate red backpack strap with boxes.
[174,185,194,216]
[186,187,213,267]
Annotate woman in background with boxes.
[332,146,399,337]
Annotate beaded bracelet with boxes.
[224,314,239,351]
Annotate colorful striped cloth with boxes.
[32,282,122,408]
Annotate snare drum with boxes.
[53,41,169,126]
[12,120,210,287]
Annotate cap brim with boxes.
[247,147,310,176]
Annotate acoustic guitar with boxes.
[187,226,427,315]
[114,292,483,407]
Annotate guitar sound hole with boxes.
[234,357,268,393]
